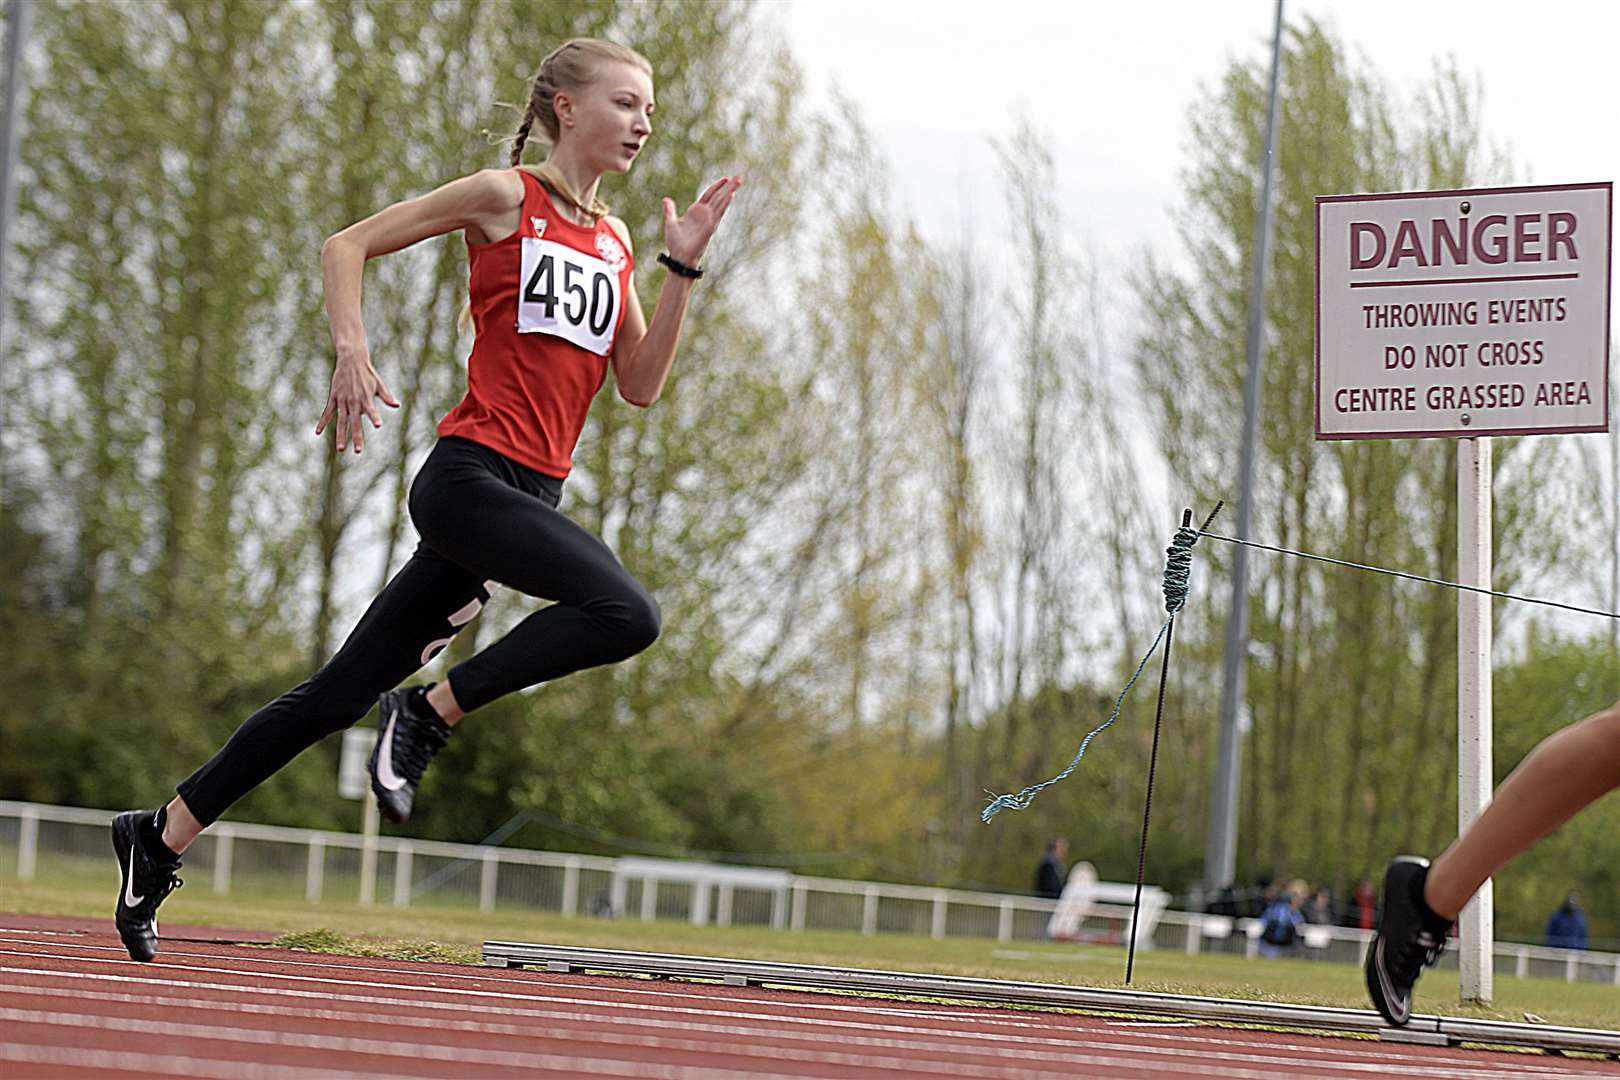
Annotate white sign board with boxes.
[338,727,377,801]
[1316,182,1611,440]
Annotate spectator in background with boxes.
[1351,878,1377,931]
[1545,892,1589,950]
[1207,883,1239,917]
[1249,876,1276,919]
[1034,836,1068,899]
[1304,885,1335,926]
[1259,887,1305,958]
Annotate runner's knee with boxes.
[589,583,660,658]
[1581,702,1620,785]
[617,587,661,656]
[1597,701,1620,742]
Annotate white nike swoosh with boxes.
[376,707,407,791]
[123,844,145,907]
[1373,939,1409,1023]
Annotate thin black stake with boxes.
[1126,507,1190,985]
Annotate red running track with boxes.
[0,914,1613,1079]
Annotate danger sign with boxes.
[1316,182,1611,439]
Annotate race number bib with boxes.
[517,238,622,356]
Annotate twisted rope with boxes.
[981,503,1222,824]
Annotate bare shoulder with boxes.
[603,214,635,253]
[455,169,526,246]
[467,168,525,212]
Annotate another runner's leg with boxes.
[1424,699,1620,919]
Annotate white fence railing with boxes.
[3,799,1617,985]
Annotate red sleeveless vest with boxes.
[438,170,634,478]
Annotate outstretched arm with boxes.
[609,175,743,407]
[317,169,524,452]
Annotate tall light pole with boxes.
[1205,0,1285,890]
[0,0,34,498]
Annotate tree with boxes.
[6,0,319,805]
[1132,19,1576,890]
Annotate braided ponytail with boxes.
[509,106,536,169]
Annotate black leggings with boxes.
[176,436,660,826]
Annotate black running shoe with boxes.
[1365,855,1453,1026]
[367,685,453,824]
[111,809,184,963]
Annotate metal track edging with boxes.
[481,941,1620,1057]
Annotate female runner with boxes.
[112,37,741,962]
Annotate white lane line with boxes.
[0,1036,786,1080]
[0,939,1023,1023]
[0,939,1030,1016]
[21,934,1370,1045]
[0,970,1577,1080]
[7,934,1181,1026]
[2,982,1106,1071]
[3,1003,1555,1080]
[0,938,1588,1073]
[1,952,1583,1077]
[0,1005,1115,1080]
[10,980,1601,1080]
[0,1041,413,1080]
[0,981,1385,1078]
[0,947,1587,1077]
[2,1007,844,1080]
[0,946,1217,1052]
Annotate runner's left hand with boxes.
[663,175,743,267]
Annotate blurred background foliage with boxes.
[0,2,1615,947]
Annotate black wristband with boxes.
[657,252,704,279]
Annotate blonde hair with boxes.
[511,39,653,170]
[460,39,653,335]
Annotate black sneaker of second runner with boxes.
[1365,855,1454,1026]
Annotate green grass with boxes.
[5,867,1617,1032]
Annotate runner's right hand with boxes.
[316,343,400,454]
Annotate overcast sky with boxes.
[777,0,1617,296]
[775,0,1615,631]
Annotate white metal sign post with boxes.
[339,727,381,905]
[1456,434,1492,1002]
[1317,182,1612,1004]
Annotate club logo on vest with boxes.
[595,231,628,274]
[530,217,547,238]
